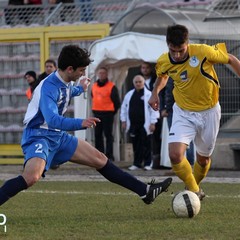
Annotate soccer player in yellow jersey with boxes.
[148,24,240,200]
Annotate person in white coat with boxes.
[120,75,159,170]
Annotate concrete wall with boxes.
[211,115,240,170]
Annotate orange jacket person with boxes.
[91,67,120,161]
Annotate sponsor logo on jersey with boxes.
[180,70,188,81]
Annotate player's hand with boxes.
[161,109,168,118]
[82,117,100,128]
[149,123,156,133]
[148,94,160,111]
[79,76,91,91]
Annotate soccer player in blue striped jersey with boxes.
[149,25,240,200]
[0,45,172,207]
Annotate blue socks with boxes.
[97,159,147,197]
[0,175,28,205]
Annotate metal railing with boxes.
[0,1,132,27]
[0,0,217,27]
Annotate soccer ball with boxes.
[172,190,201,218]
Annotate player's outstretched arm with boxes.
[228,54,240,77]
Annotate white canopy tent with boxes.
[75,31,171,166]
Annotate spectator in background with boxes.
[140,62,162,169]
[24,60,56,102]
[120,75,159,171]
[140,62,156,91]
[24,70,37,101]
[37,59,57,83]
[26,0,42,4]
[91,67,120,162]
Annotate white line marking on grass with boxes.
[23,190,240,199]
[1,174,240,183]
[206,195,240,198]
[24,190,135,196]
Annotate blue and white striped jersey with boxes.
[23,71,84,131]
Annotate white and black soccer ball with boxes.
[172,190,201,218]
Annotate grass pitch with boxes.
[0,181,239,240]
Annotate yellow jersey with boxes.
[156,43,229,111]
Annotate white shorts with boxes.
[168,102,221,157]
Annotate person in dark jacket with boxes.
[37,59,57,83]
[140,62,162,168]
[91,67,120,161]
[24,70,37,101]
[120,75,159,170]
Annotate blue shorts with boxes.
[21,128,78,174]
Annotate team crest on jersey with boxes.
[189,56,199,67]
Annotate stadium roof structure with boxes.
[110,1,240,39]
[88,31,168,78]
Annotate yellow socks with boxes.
[172,157,199,192]
[193,159,211,185]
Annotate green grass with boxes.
[0,181,240,240]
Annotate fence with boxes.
[0,0,219,27]
[201,38,240,126]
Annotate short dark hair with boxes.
[58,45,93,71]
[24,70,37,80]
[98,66,108,72]
[45,59,57,68]
[166,24,189,46]
[141,61,151,67]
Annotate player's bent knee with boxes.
[93,153,108,169]
[197,158,210,167]
[94,157,108,169]
[23,174,41,187]
[169,153,182,164]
